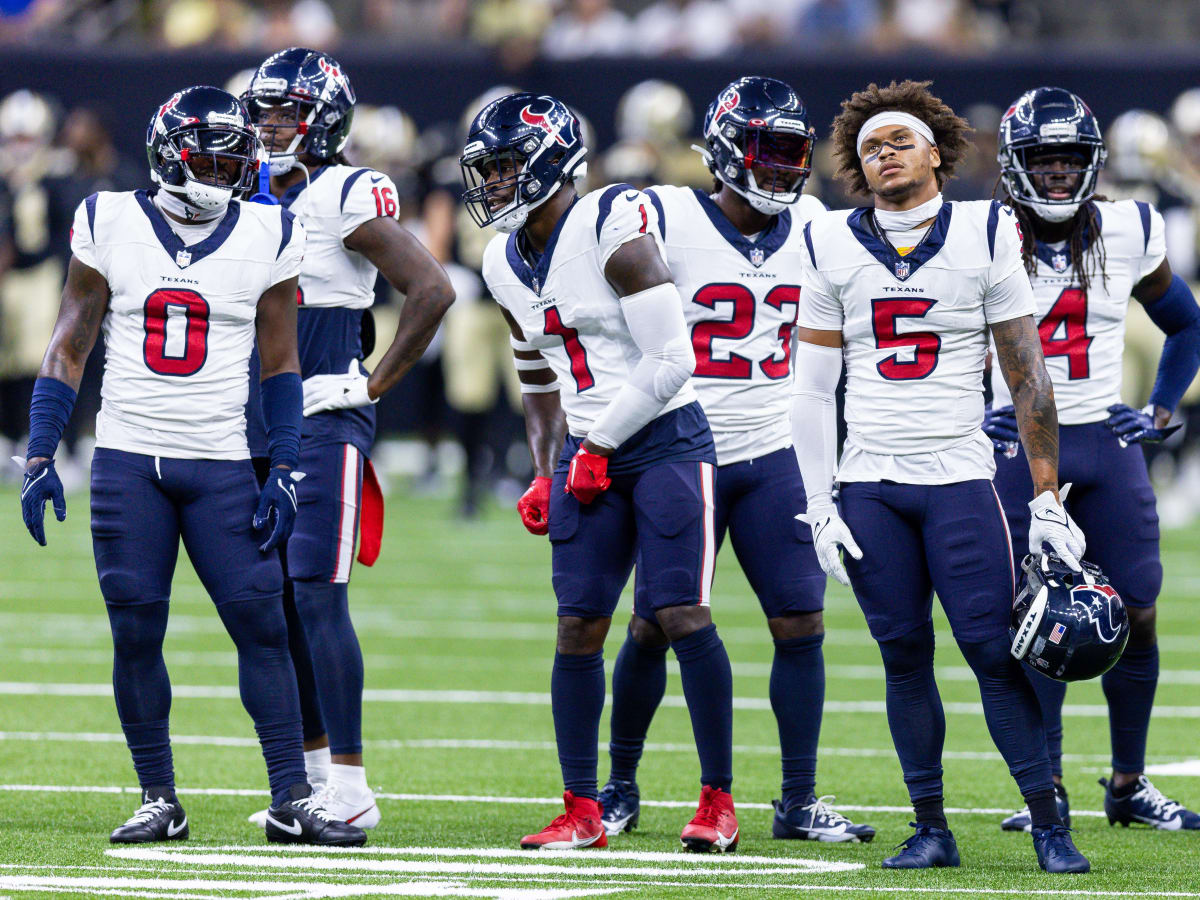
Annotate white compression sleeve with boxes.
[791,341,844,513]
[587,282,695,451]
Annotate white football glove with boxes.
[301,361,377,417]
[1028,483,1086,571]
[797,505,863,587]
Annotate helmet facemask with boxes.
[1001,141,1106,223]
[461,137,582,234]
[155,123,260,213]
[705,120,814,215]
[243,95,318,176]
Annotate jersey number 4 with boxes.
[691,283,800,380]
[143,289,209,376]
[1038,287,1092,379]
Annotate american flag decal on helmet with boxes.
[1048,622,1067,645]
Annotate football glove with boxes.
[302,361,377,417]
[253,468,301,552]
[565,447,611,505]
[17,456,66,547]
[982,404,1020,455]
[1028,484,1086,572]
[1105,403,1182,446]
[797,505,862,587]
[517,476,552,535]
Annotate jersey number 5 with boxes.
[143,289,209,376]
[872,298,940,380]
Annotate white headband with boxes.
[856,111,936,157]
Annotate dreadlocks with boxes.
[831,80,972,197]
[1000,188,1109,296]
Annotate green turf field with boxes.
[1,481,1198,899]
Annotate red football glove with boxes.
[566,447,611,505]
[517,476,552,535]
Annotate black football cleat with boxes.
[1101,776,1200,830]
[110,788,189,843]
[1032,824,1090,873]
[772,795,875,843]
[598,779,640,836]
[264,784,367,846]
[881,822,960,869]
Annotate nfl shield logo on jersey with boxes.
[1051,252,1068,273]
[894,259,910,279]
[176,249,192,268]
[750,247,764,267]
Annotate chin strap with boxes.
[153,186,224,223]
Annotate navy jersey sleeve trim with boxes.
[595,183,636,241]
[1135,200,1152,252]
[986,199,1001,260]
[277,208,296,259]
[84,193,98,241]
[644,188,666,240]
[339,168,371,213]
[803,221,817,269]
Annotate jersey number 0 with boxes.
[143,289,210,376]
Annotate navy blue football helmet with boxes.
[999,87,1107,223]
[242,47,356,176]
[697,76,815,215]
[1010,552,1129,682]
[460,92,587,234]
[146,86,260,213]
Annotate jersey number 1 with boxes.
[143,289,210,376]
[544,306,594,392]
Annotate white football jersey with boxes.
[991,199,1166,424]
[799,199,1035,484]
[70,190,304,459]
[482,183,698,439]
[648,185,825,465]
[280,164,399,309]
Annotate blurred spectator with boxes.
[259,0,339,48]
[541,0,631,59]
[875,0,975,51]
[633,0,735,58]
[601,79,708,188]
[731,0,813,48]
[471,0,551,71]
[793,0,880,48]
[157,0,255,48]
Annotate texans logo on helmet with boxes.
[520,104,569,147]
[1069,584,1125,643]
[712,89,740,127]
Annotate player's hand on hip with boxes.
[16,457,66,547]
[982,404,1020,453]
[565,447,611,505]
[1105,403,1181,446]
[302,361,377,416]
[1028,484,1086,571]
[517,476,552,535]
[797,505,862,587]
[253,467,300,553]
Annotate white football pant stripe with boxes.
[991,482,1016,599]
[332,444,360,584]
[698,461,715,607]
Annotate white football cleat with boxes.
[314,781,381,830]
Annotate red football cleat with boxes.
[520,791,608,850]
[681,785,739,853]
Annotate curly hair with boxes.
[831,80,973,197]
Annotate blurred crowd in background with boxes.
[2,37,1200,526]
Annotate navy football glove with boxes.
[19,458,66,546]
[1105,404,1182,446]
[253,468,299,553]
[982,404,1020,453]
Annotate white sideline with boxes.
[4,681,1200,718]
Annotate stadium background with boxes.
[1,2,1200,897]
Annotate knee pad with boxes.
[957,632,1015,678]
[106,600,169,660]
[878,621,936,676]
[217,596,289,653]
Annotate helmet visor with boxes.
[746,129,813,196]
[175,125,259,191]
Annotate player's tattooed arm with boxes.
[38,256,110,389]
[344,217,455,400]
[256,274,302,379]
[501,307,566,478]
[992,314,1060,498]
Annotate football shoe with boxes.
[520,791,607,850]
[772,795,875,842]
[1032,825,1090,873]
[1001,784,1071,832]
[881,823,960,869]
[110,789,189,844]
[1101,776,1200,830]
[263,784,367,846]
[681,785,738,853]
[598,779,639,836]
[249,776,327,829]
[313,781,381,830]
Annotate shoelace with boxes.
[804,795,850,828]
[1133,780,1183,818]
[123,797,171,826]
[293,794,338,822]
[891,822,937,851]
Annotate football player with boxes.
[598,76,874,844]
[988,87,1200,832]
[17,86,364,847]
[240,48,455,830]
[462,92,737,852]
[791,80,1088,873]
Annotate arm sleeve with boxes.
[790,341,843,514]
[597,188,661,268]
[340,169,401,239]
[69,197,103,275]
[586,281,694,450]
[796,263,843,330]
[270,214,305,287]
[1137,203,1168,281]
